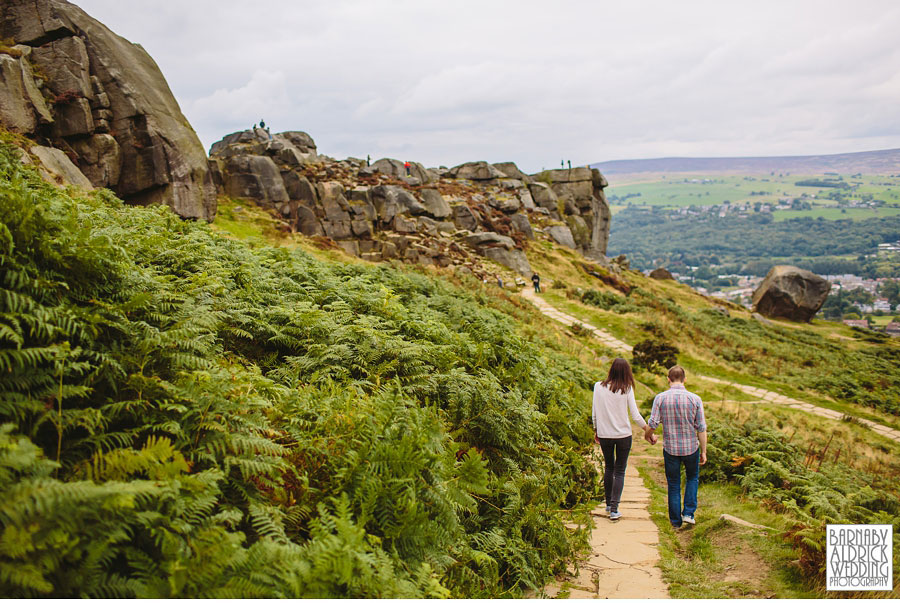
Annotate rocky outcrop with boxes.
[210,129,614,278]
[534,167,611,258]
[649,267,674,280]
[0,0,216,220]
[751,266,830,322]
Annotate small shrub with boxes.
[631,339,678,373]
[51,89,83,105]
[581,288,623,310]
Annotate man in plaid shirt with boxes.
[644,365,707,528]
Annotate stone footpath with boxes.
[697,376,900,443]
[538,440,669,599]
[521,288,632,354]
[520,288,900,444]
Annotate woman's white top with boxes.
[591,382,647,439]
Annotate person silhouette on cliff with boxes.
[259,119,266,129]
[404,161,411,177]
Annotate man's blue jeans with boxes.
[663,448,700,527]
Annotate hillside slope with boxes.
[0,141,602,597]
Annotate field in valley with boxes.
[606,172,900,221]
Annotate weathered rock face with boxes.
[28,144,93,188]
[446,161,506,181]
[535,167,611,258]
[360,157,433,185]
[0,0,216,220]
[751,266,830,322]
[210,129,609,277]
[492,161,531,182]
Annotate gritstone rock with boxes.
[751,265,830,322]
[447,161,505,181]
[420,188,451,219]
[0,0,217,220]
[547,225,577,249]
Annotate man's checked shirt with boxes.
[648,383,706,456]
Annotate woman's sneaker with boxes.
[605,505,611,514]
[609,511,622,520]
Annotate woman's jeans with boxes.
[597,436,632,512]
[663,448,700,527]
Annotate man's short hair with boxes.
[668,365,686,382]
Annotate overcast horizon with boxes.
[74,0,900,173]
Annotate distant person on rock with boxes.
[644,365,707,528]
[531,273,541,293]
[497,276,504,288]
[592,358,648,521]
[404,161,411,176]
[367,154,371,167]
[259,119,266,129]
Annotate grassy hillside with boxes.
[0,143,603,597]
[526,243,900,595]
[3,135,898,597]
[527,242,900,419]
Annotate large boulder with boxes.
[547,225,577,249]
[29,145,93,189]
[649,267,674,280]
[527,182,559,211]
[0,0,216,220]
[509,213,534,239]
[220,155,288,207]
[447,161,505,181]
[483,247,532,276]
[463,231,515,250]
[751,266,830,322]
[492,161,533,183]
[420,188,451,218]
[360,157,434,184]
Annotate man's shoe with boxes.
[681,515,696,525]
[609,511,622,520]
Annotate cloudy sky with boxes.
[75,0,900,172]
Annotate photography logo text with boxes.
[826,524,892,591]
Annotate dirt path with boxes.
[538,427,669,599]
[520,288,900,444]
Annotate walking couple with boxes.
[591,358,707,527]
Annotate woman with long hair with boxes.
[591,357,647,520]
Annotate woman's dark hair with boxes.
[601,357,635,395]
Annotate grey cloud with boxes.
[74,0,900,171]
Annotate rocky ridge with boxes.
[0,0,216,219]
[209,129,611,276]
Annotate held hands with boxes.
[643,426,658,445]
